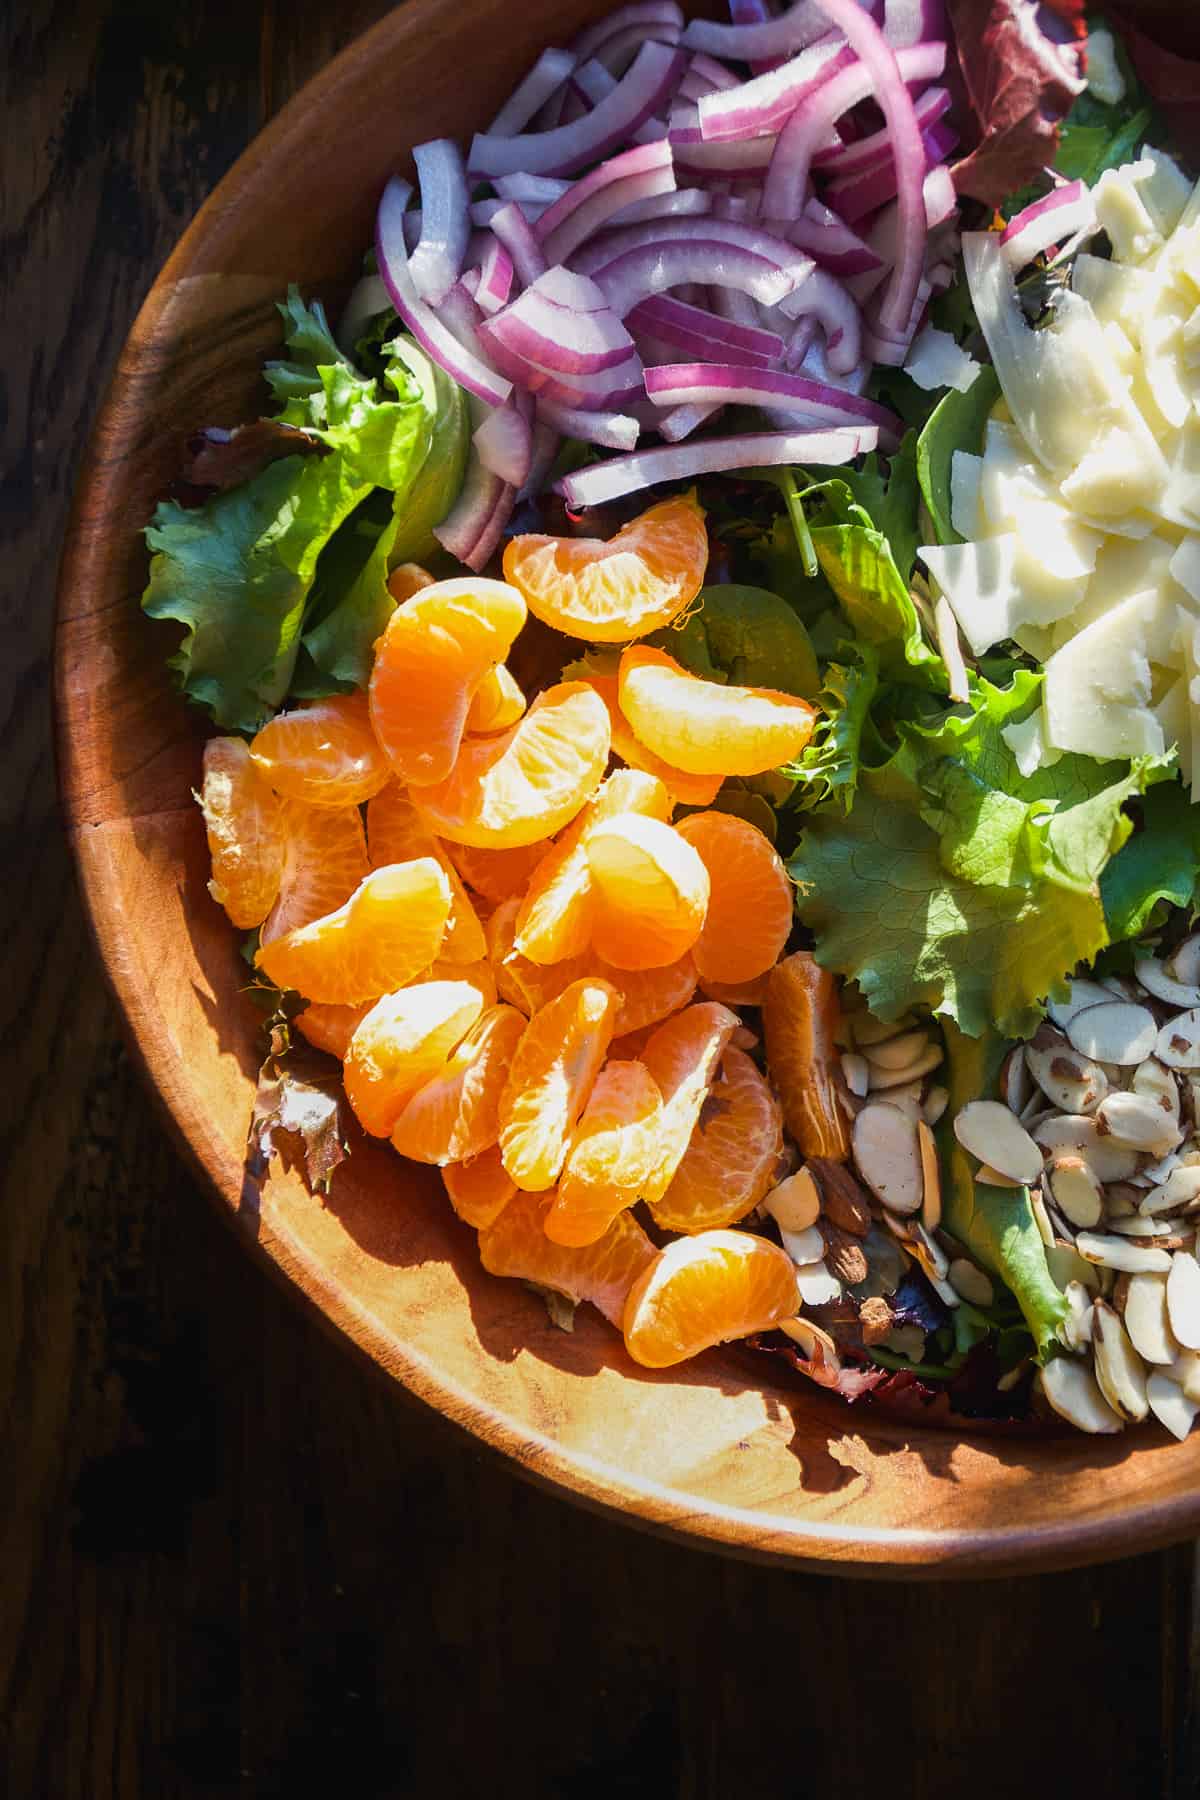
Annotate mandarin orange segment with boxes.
[426,956,498,1009]
[675,812,794,986]
[293,1000,372,1060]
[503,493,708,643]
[698,971,771,1007]
[761,951,850,1161]
[582,673,723,807]
[249,692,392,808]
[638,1001,740,1203]
[603,955,697,1035]
[650,1046,784,1233]
[199,737,287,929]
[386,562,436,604]
[410,682,610,850]
[478,1188,657,1327]
[546,1061,664,1247]
[442,1145,516,1229]
[498,979,619,1189]
[515,768,672,966]
[343,980,484,1138]
[622,1229,800,1367]
[390,1003,527,1165]
[619,646,817,777]
[368,576,527,786]
[256,859,452,1004]
[466,663,527,734]
[445,839,548,904]
[366,784,487,964]
[585,815,710,971]
[260,798,368,945]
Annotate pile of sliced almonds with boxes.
[952,933,1200,1438]
[756,999,1001,1389]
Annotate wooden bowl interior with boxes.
[55,0,1200,1573]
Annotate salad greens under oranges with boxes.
[143,0,1200,1435]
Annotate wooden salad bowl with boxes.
[54,0,1200,1576]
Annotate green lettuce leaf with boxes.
[938,1022,1067,1358]
[784,645,879,814]
[649,583,820,697]
[264,287,346,405]
[787,674,1160,1036]
[916,366,1000,546]
[1101,777,1200,939]
[387,338,469,565]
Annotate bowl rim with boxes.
[53,0,1200,1577]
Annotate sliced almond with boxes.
[794,1260,844,1306]
[779,1223,826,1267]
[1025,1028,1108,1114]
[861,1028,931,1072]
[910,1239,960,1307]
[999,1045,1033,1115]
[1110,1214,1188,1240]
[778,1314,841,1368]
[1047,978,1114,1029]
[976,1164,1023,1187]
[1057,1280,1095,1352]
[1122,1272,1180,1365]
[1170,1350,1200,1403]
[1139,1149,1183,1189]
[1031,1187,1056,1249]
[840,1052,871,1098]
[1100,975,1141,1002]
[852,1103,923,1215]
[1167,932,1200,990]
[1075,1232,1173,1274]
[1134,955,1200,1009]
[1155,1007,1200,1070]
[1141,1165,1200,1215]
[1167,1250,1200,1350]
[764,1169,821,1234]
[1032,1114,1140,1183]
[922,1085,949,1127]
[1095,1091,1183,1155]
[1105,1184,1140,1218]
[954,1100,1041,1185]
[1046,1240,1101,1294]
[1037,1357,1123,1433]
[949,1258,994,1308]
[910,1220,948,1280]
[1066,1001,1158,1066]
[1045,1202,1076,1245]
[1146,1370,1200,1440]
[1092,1300,1150,1421]
[851,1010,916,1048]
[1045,1155,1104,1230]
[916,1118,941,1231]
[867,1045,944,1091]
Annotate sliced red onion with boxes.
[673,136,780,177]
[476,237,515,314]
[657,401,724,440]
[711,192,761,221]
[488,49,577,136]
[495,173,571,203]
[591,235,810,316]
[827,119,958,223]
[536,398,641,450]
[643,359,900,447]
[557,424,875,505]
[629,292,785,365]
[470,42,684,177]
[783,316,818,368]
[863,276,930,364]
[697,35,853,141]
[1000,179,1097,271]
[787,200,882,276]
[812,84,950,171]
[764,20,940,336]
[376,178,512,405]
[489,200,549,286]
[487,276,636,374]
[478,326,645,410]
[682,52,742,96]
[461,266,481,298]
[585,16,684,76]
[407,139,471,305]
[682,0,853,61]
[921,163,957,229]
[610,187,712,227]
[434,447,508,562]
[335,272,391,355]
[571,59,671,148]
[774,267,861,371]
[571,0,684,64]
[519,418,561,500]
[572,213,809,280]
[466,481,518,571]
[535,140,676,266]
[881,0,945,47]
[473,400,534,487]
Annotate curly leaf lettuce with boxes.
[649,582,820,698]
[788,674,1161,1037]
[785,645,879,814]
[1101,777,1200,939]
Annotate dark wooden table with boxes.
[4,3,1200,1794]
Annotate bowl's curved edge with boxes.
[51,0,1200,1577]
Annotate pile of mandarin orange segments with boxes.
[200,492,845,1369]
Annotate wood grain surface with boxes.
[4,1,1200,1794]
